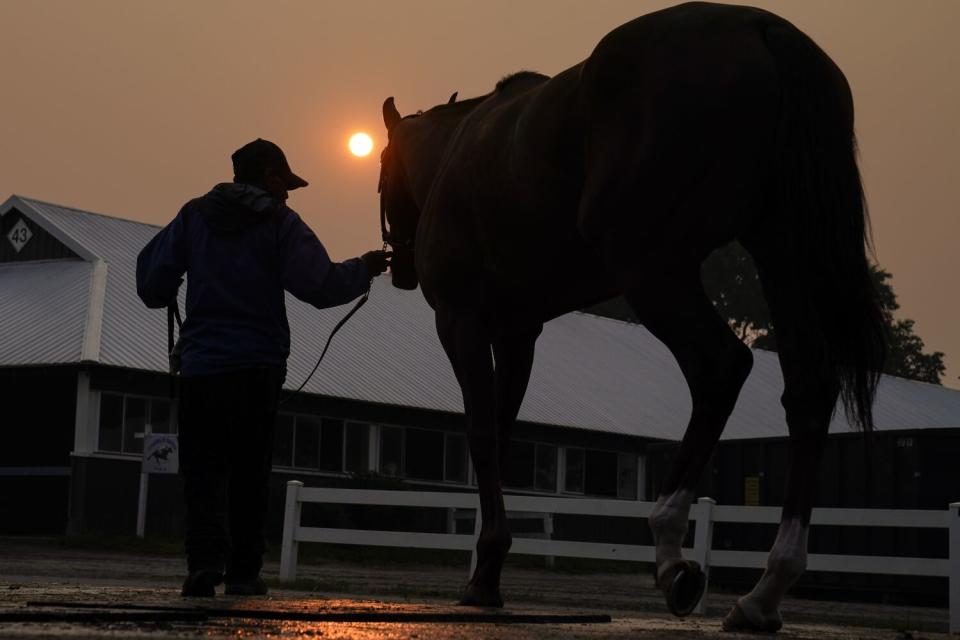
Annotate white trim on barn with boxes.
[80,260,107,363]
[72,372,96,455]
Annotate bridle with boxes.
[377,146,392,252]
[378,112,423,255]
[377,144,416,256]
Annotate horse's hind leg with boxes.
[723,259,838,633]
[623,266,754,617]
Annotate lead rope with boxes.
[278,279,373,406]
[166,300,183,399]
[164,281,372,407]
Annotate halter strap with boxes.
[378,149,390,245]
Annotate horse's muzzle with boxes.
[390,245,418,290]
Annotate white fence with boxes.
[278,481,960,634]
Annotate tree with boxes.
[699,242,769,346]
[870,268,946,384]
[584,242,946,384]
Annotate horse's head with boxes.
[379,92,459,290]
[379,97,421,290]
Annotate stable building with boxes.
[2,194,958,588]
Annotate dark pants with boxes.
[178,366,283,578]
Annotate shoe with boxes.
[181,569,223,597]
[224,576,268,596]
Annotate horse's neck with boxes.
[404,117,466,208]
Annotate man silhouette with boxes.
[137,139,389,597]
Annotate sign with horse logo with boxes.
[142,434,178,474]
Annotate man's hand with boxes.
[360,250,392,276]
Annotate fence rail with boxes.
[279,481,960,634]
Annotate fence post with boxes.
[446,508,456,535]
[469,504,483,579]
[544,513,555,568]
[949,501,959,635]
[279,481,303,583]
[693,497,716,615]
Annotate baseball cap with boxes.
[231,138,309,190]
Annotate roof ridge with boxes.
[15,195,162,230]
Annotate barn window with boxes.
[272,415,359,473]
[535,444,558,492]
[444,433,468,483]
[123,398,147,454]
[344,422,369,472]
[617,453,638,499]
[564,447,585,494]
[380,426,403,476]
[293,416,321,469]
[151,400,173,433]
[97,393,177,455]
[405,428,444,481]
[319,419,344,471]
[584,449,618,497]
[98,394,123,452]
[503,440,536,490]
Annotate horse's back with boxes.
[574,2,794,260]
[418,2,832,314]
[581,2,786,123]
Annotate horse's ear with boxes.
[383,97,402,133]
[448,91,458,104]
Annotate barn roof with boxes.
[2,194,959,441]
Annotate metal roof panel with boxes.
[0,260,90,366]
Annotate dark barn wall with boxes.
[68,456,185,537]
[0,367,77,467]
[0,476,71,534]
[0,367,77,533]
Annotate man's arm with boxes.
[136,209,188,308]
[278,209,377,308]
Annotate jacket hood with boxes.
[200,182,284,234]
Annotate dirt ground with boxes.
[0,538,950,639]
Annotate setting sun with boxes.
[348,132,374,157]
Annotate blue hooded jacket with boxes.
[136,183,370,376]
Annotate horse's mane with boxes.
[422,70,549,117]
[495,70,549,92]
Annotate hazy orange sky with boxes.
[1,1,957,387]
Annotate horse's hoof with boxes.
[457,582,504,608]
[660,560,706,617]
[721,603,782,634]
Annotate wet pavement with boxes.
[0,539,950,639]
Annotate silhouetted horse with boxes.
[378,2,885,632]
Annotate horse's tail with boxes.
[763,22,887,431]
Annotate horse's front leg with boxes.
[492,327,542,471]
[436,308,509,607]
